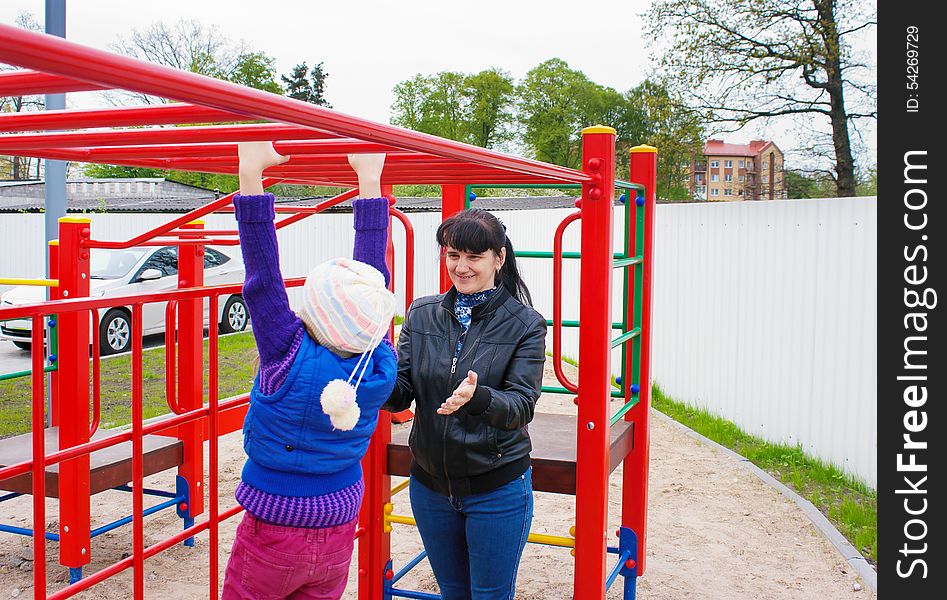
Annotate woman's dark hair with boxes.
[436,208,533,306]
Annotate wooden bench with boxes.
[387,412,634,495]
[0,427,183,497]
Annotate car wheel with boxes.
[12,341,31,351]
[100,309,132,355]
[219,295,249,334]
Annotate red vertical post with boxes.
[177,221,205,518]
[56,217,92,570]
[574,126,615,599]
[624,145,657,574]
[358,186,395,599]
[439,184,466,292]
[48,239,60,426]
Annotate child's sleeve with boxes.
[352,197,396,354]
[234,193,305,372]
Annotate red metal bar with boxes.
[208,294,221,599]
[389,206,415,308]
[0,69,108,96]
[573,126,616,600]
[165,300,181,414]
[553,212,582,394]
[56,216,93,571]
[0,123,336,150]
[31,315,48,598]
[625,145,657,574]
[440,184,466,292]
[0,24,589,183]
[0,277,308,322]
[131,303,145,597]
[84,182,273,250]
[48,240,61,426]
[177,221,206,521]
[0,103,253,133]
[90,309,101,436]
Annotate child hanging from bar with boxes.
[221,142,397,600]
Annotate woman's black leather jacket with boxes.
[384,285,547,496]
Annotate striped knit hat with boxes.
[299,257,395,356]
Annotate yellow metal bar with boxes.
[390,479,410,497]
[0,278,59,287]
[383,504,577,549]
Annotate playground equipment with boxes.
[0,23,654,600]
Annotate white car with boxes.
[1,246,248,355]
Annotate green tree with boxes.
[281,61,332,107]
[82,165,167,179]
[517,58,600,168]
[109,19,282,104]
[464,68,515,148]
[646,0,876,197]
[390,74,432,132]
[625,80,704,200]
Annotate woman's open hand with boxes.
[437,370,478,415]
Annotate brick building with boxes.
[690,140,785,201]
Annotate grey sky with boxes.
[2,0,876,164]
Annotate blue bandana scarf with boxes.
[452,286,496,361]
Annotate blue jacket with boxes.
[241,333,397,497]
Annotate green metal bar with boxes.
[464,184,472,210]
[629,189,646,402]
[0,364,56,382]
[610,397,640,426]
[613,255,643,268]
[541,385,576,396]
[611,327,641,348]
[546,319,624,330]
[517,251,627,260]
[467,181,644,191]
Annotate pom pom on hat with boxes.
[321,379,361,431]
[300,257,395,355]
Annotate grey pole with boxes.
[44,0,66,425]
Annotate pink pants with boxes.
[221,513,356,600]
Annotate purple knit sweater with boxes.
[233,193,391,527]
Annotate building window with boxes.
[739,160,745,168]
[711,174,719,182]
[710,160,719,168]
[724,174,733,182]
[711,188,719,196]
[739,175,745,182]
[724,160,732,168]
[724,189,733,196]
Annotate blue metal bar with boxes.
[0,492,24,503]
[0,523,60,541]
[606,550,633,591]
[111,484,179,499]
[386,587,442,600]
[391,549,428,585]
[90,496,182,537]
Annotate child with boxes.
[221,142,397,600]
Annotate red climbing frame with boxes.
[0,23,655,600]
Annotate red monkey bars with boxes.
[0,23,655,600]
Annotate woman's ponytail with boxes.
[499,235,533,306]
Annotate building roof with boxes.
[703,139,778,157]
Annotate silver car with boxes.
[1,246,248,355]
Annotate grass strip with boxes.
[0,332,258,439]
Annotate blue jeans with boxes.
[409,468,534,600]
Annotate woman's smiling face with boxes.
[445,246,505,294]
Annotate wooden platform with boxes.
[0,427,183,498]
[387,412,634,495]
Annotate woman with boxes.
[385,209,547,600]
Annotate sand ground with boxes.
[0,360,875,599]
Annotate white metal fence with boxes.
[0,196,877,486]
